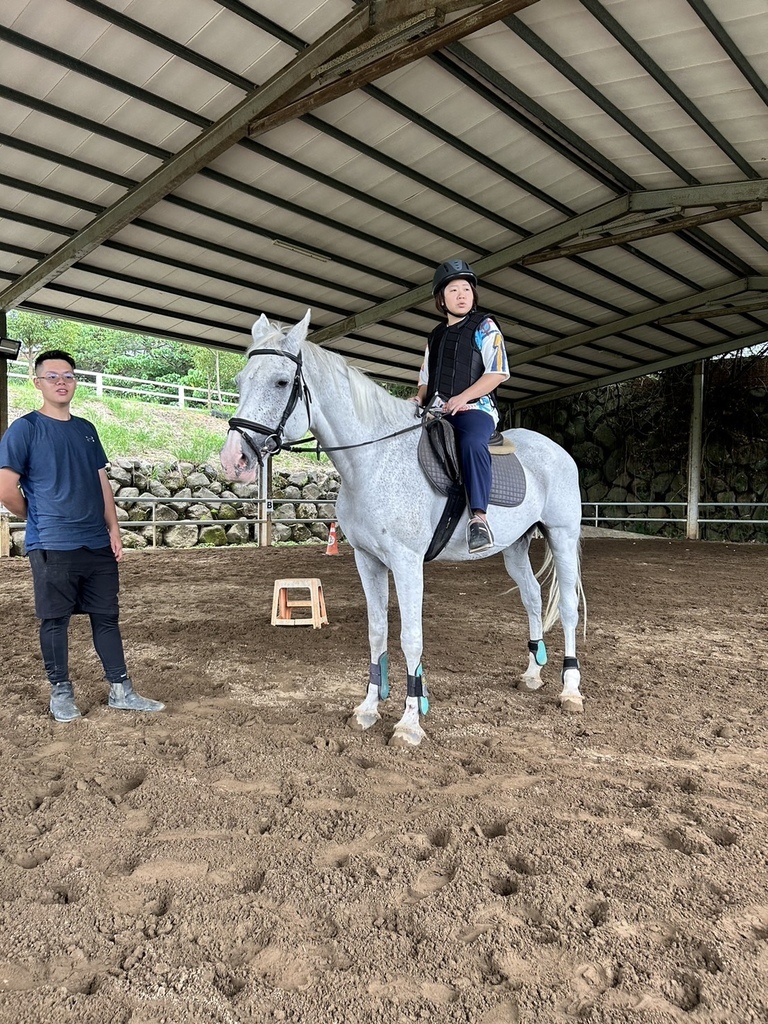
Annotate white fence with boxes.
[3,495,766,557]
[7,361,238,410]
[583,501,768,540]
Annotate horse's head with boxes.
[220,309,312,482]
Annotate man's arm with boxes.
[99,468,123,562]
[0,467,27,519]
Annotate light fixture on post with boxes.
[0,338,21,359]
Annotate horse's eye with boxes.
[276,378,290,388]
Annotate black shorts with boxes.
[28,547,120,619]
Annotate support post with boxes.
[258,459,273,548]
[686,361,705,540]
[0,511,9,559]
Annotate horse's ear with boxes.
[284,309,312,354]
[251,313,272,344]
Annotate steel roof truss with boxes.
[507,278,768,370]
[0,3,419,311]
[309,182,768,345]
[247,1,541,134]
[524,202,763,266]
[515,328,768,410]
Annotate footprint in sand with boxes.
[11,849,51,869]
[96,771,145,805]
[573,961,613,994]
[479,999,520,1023]
[0,961,44,992]
[406,867,454,901]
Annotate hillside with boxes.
[5,381,313,470]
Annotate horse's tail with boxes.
[537,526,588,639]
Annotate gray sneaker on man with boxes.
[108,680,165,712]
[50,682,82,723]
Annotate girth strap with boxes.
[424,483,465,562]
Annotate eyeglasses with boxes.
[36,373,77,382]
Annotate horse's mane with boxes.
[249,320,411,432]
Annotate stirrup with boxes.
[467,516,494,553]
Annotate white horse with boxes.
[220,311,586,748]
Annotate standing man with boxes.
[0,349,164,722]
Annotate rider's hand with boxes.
[443,395,471,414]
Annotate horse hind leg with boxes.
[388,562,428,748]
[502,537,548,692]
[542,523,585,714]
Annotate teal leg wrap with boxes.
[369,653,389,700]
[528,639,547,666]
[407,664,429,716]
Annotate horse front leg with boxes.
[389,560,427,749]
[348,549,390,732]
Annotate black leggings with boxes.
[40,613,127,686]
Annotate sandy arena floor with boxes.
[0,537,766,1024]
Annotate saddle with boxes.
[417,418,527,561]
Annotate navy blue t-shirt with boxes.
[0,411,110,550]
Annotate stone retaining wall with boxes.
[7,459,341,555]
[516,359,767,542]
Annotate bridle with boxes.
[227,346,426,466]
[227,348,312,466]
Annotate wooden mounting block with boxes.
[271,578,328,629]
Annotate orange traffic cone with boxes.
[325,522,339,555]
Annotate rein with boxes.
[228,344,425,462]
[280,420,424,457]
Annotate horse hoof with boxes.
[517,677,545,692]
[388,730,424,749]
[347,712,379,732]
[560,697,584,715]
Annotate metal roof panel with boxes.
[2,0,768,407]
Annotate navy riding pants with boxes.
[444,409,494,514]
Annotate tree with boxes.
[7,311,77,377]
[63,324,132,374]
[185,347,244,407]
[70,325,193,381]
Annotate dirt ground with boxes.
[0,537,766,1024]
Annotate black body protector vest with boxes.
[426,310,496,409]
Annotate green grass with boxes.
[6,380,318,469]
[8,380,235,464]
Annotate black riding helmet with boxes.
[432,259,477,295]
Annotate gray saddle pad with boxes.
[418,419,526,508]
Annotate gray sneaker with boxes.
[50,682,82,723]
[467,517,494,553]
[108,680,165,713]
